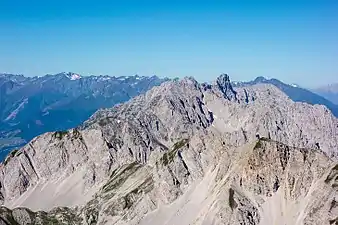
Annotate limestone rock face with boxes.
[0,75,337,225]
[216,73,237,101]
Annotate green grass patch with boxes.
[9,149,19,157]
[254,137,273,150]
[259,137,271,142]
[102,162,141,193]
[53,131,69,140]
[254,140,262,150]
[72,128,82,140]
[3,149,21,166]
[158,139,188,166]
[173,139,188,151]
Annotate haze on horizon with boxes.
[0,0,337,87]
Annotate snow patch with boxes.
[42,111,50,116]
[70,74,81,80]
[5,98,28,121]
[118,76,126,81]
[99,77,111,81]
[62,72,82,80]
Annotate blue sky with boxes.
[0,0,337,87]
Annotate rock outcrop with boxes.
[0,75,337,224]
[216,73,237,101]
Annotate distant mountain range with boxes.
[312,83,338,105]
[0,72,167,159]
[233,76,338,118]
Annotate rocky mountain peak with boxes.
[56,72,82,80]
[254,76,267,83]
[216,73,237,101]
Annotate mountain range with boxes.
[1,72,338,163]
[313,83,338,105]
[0,74,337,225]
[0,72,167,160]
[233,76,338,118]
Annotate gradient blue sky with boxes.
[0,0,337,87]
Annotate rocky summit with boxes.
[0,74,337,225]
